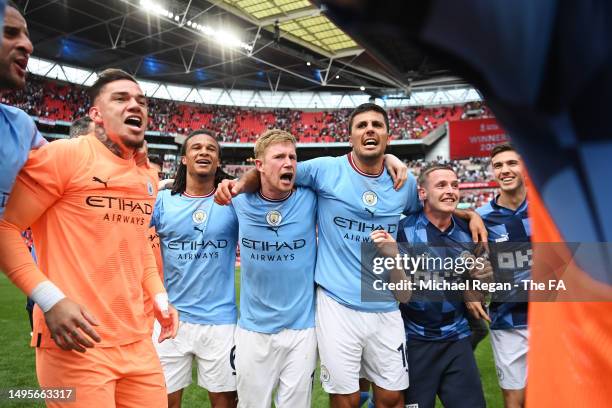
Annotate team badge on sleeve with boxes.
[362,190,378,206]
[266,210,282,226]
[192,209,207,224]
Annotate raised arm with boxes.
[215,168,260,205]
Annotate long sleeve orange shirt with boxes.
[0,135,165,347]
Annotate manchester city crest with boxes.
[192,209,207,224]
[266,210,282,226]
[146,181,154,196]
[362,190,378,206]
[496,366,504,381]
[320,365,330,383]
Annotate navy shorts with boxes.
[405,337,485,408]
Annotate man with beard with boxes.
[0,0,46,219]
[0,0,48,340]
[0,68,178,408]
[151,129,238,408]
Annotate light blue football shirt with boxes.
[232,187,317,334]
[0,104,47,218]
[296,153,420,312]
[151,189,239,325]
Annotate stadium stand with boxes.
[2,75,499,203]
[0,75,493,143]
[0,75,499,203]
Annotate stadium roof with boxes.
[214,0,359,55]
[20,0,464,96]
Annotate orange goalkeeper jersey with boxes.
[0,135,165,348]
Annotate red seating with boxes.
[2,75,492,143]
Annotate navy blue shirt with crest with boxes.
[477,196,531,330]
[398,211,474,342]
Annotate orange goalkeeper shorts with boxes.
[36,338,167,408]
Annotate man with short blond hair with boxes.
[231,128,317,408]
[253,128,296,157]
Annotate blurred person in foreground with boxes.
[321,1,612,406]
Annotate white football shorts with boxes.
[153,321,236,394]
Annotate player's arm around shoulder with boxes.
[401,173,422,216]
[298,185,318,205]
[384,153,409,190]
[25,114,48,149]
[294,186,318,224]
[461,211,492,323]
[294,156,338,191]
[454,207,488,245]
[215,173,253,205]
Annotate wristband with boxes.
[30,281,66,312]
[154,292,169,313]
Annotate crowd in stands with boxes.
[460,189,496,209]
[1,76,89,121]
[0,75,499,208]
[1,75,496,207]
[1,75,492,143]
[406,157,494,183]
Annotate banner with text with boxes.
[449,118,509,159]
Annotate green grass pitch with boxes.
[0,271,502,407]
